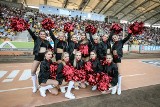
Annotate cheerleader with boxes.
[111,29,132,95]
[103,54,118,94]
[56,52,76,99]
[98,30,114,60]
[49,30,68,63]
[89,32,100,59]
[78,32,93,62]
[88,50,103,91]
[27,29,53,93]
[67,32,78,65]
[38,50,59,97]
[73,51,86,89]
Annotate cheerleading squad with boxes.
[27,23,135,99]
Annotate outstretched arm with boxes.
[122,33,132,44]
[49,30,57,42]
[27,28,37,40]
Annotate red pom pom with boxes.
[62,65,75,82]
[129,21,144,35]
[97,72,112,91]
[50,62,58,79]
[79,45,89,56]
[72,69,86,82]
[41,18,55,30]
[84,61,93,73]
[10,17,30,32]
[87,73,101,86]
[64,22,74,32]
[85,25,97,35]
[110,23,122,34]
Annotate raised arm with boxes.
[49,30,57,42]
[89,32,94,44]
[108,30,115,42]
[122,33,132,44]
[27,28,37,40]
[67,32,71,43]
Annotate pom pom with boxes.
[79,45,89,56]
[62,64,75,82]
[64,22,74,32]
[110,23,122,34]
[87,73,101,86]
[41,18,55,30]
[85,25,97,35]
[50,62,58,79]
[97,72,112,91]
[10,17,30,32]
[84,61,93,73]
[129,21,144,35]
[72,69,86,82]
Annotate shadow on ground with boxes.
[39,84,160,107]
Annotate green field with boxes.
[0,41,34,48]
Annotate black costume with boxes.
[28,29,52,61]
[67,32,78,65]
[38,59,52,84]
[111,33,132,63]
[56,63,66,85]
[98,30,114,60]
[89,32,100,58]
[75,60,85,70]
[89,58,103,73]
[103,62,118,86]
[49,30,68,61]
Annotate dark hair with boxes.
[39,30,47,36]
[44,50,53,55]
[106,54,113,58]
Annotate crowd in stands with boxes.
[0,4,160,45]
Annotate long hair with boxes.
[61,52,69,65]
[89,50,97,59]
[80,32,89,44]
[73,51,82,67]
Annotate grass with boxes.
[0,41,34,48]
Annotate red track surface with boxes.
[0,59,160,107]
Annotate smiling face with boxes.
[80,33,86,40]
[106,54,113,63]
[39,31,46,40]
[45,51,53,60]
[90,51,97,60]
[58,32,65,41]
[93,36,99,44]
[102,34,109,42]
[62,52,69,62]
[72,35,77,42]
[112,35,119,42]
[75,51,82,61]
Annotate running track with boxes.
[0,59,160,107]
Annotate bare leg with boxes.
[39,79,59,97]
[48,88,58,95]
[80,82,86,88]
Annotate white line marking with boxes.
[0,87,32,93]
[2,70,20,82]
[19,69,31,81]
[0,71,7,78]
[122,73,146,77]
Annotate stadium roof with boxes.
[24,0,160,25]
